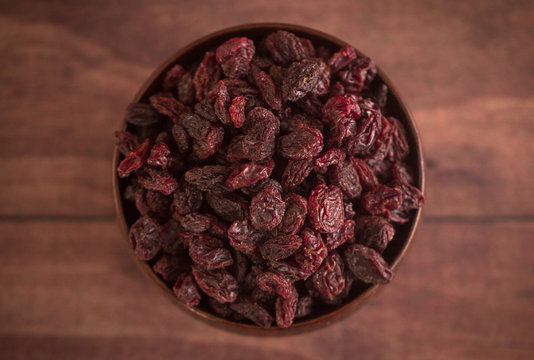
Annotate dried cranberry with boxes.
[147,142,171,169]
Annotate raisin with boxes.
[278,125,324,159]
[344,244,393,284]
[256,272,294,299]
[193,52,221,101]
[260,235,302,261]
[307,184,345,234]
[362,184,403,215]
[314,148,346,173]
[117,139,150,178]
[213,81,231,124]
[225,160,275,189]
[277,194,308,235]
[312,252,345,300]
[282,59,322,101]
[339,57,376,95]
[129,216,161,261]
[206,193,247,222]
[171,181,203,216]
[295,295,314,319]
[184,165,232,193]
[160,219,184,255]
[173,272,202,307]
[325,219,355,252]
[230,301,273,328]
[125,103,160,126]
[281,158,314,188]
[249,184,286,231]
[149,93,189,123]
[114,131,140,156]
[275,286,298,328]
[215,37,255,78]
[147,142,171,169]
[176,212,211,233]
[354,216,394,253]
[192,264,238,303]
[265,30,311,65]
[252,65,282,110]
[330,159,362,199]
[229,95,246,128]
[136,166,178,195]
[189,234,234,270]
[162,64,185,91]
[227,219,265,255]
[171,124,190,154]
[153,254,183,282]
[328,46,357,73]
[294,228,328,277]
[177,72,195,104]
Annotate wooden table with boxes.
[1,1,533,359]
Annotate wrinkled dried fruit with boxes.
[260,234,302,261]
[256,272,294,299]
[312,252,345,300]
[192,264,238,303]
[173,273,202,307]
[129,216,161,261]
[227,219,265,255]
[189,234,234,270]
[362,184,403,215]
[278,125,324,159]
[230,301,273,328]
[275,286,298,328]
[344,244,393,284]
[354,216,394,253]
[249,184,286,231]
[307,184,345,233]
[117,139,150,178]
[216,37,255,78]
[277,194,308,235]
[226,160,275,189]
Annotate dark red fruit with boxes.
[362,184,403,215]
[344,244,393,284]
[230,301,273,328]
[225,160,275,189]
[192,264,238,303]
[128,216,161,261]
[354,216,394,253]
[189,234,234,270]
[294,228,328,277]
[278,125,324,159]
[227,219,265,255]
[173,272,201,307]
[125,103,160,126]
[147,142,171,169]
[249,184,286,231]
[117,139,150,178]
[215,37,255,78]
[328,46,357,73]
[312,252,345,300]
[307,184,345,234]
[260,235,302,261]
[277,194,308,235]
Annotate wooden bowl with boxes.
[112,23,425,335]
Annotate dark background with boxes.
[1,1,533,359]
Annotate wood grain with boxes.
[0,0,533,358]
[1,220,532,359]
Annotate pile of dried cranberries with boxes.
[115,30,424,328]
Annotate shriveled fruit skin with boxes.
[192,264,238,303]
[307,184,345,234]
[344,244,393,284]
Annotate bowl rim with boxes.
[112,22,425,335]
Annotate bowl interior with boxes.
[113,23,424,335]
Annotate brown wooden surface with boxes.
[0,1,533,359]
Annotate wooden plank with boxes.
[1,220,533,359]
